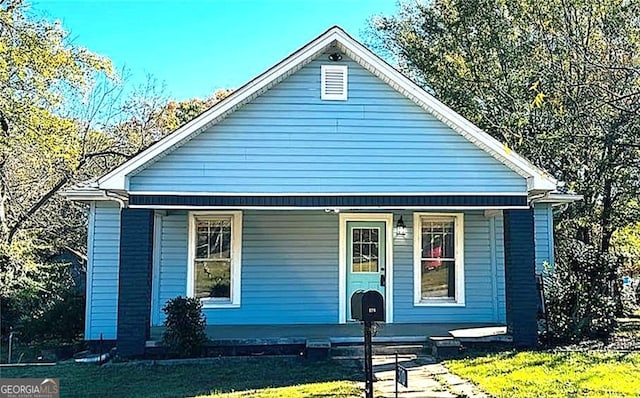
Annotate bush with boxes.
[543,239,618,342]
[162,296,207,357]
[20,292,84,342]
[1,261,84,343]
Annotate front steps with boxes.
[331,343,427,358]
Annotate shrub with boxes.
[21,292,84,342]
[2,261,83,343]
[543,238,618,342]
[162,296,207,357]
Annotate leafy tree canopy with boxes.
[371,0,640,252]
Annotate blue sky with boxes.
[33,0,398,100]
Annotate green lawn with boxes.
[0,358,362,398]
[446,351,640,398]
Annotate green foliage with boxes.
[620,284,639,317]
[0,1,232,346]
[543,236,619,341]
[446,351,640,398]
[612,220,640,275]
[1,255,83,341]
[0,0,114,304]
[162,296,208,357]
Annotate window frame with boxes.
[187,211,243,308]
[413,212,465,307]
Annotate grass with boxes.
[446,351,640,398]
[0,357,362,398]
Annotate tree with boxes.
[0,0,116,298]
[370,0,640,252]
[0,0,233,338]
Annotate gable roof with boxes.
[98,26,557,193]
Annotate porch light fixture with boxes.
[328,52,343,62]
[395,216,407,237]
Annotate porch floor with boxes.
[148,323,509,346]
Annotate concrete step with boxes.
[331,344,426,358]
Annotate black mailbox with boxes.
[351,290,385,322]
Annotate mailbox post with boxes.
[351,290,385,398]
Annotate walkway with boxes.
[370,355,489,398]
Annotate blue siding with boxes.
[153,210,506,325]
[534,203,554,273]
[153,211,340,325]
[129,54,527,194]
[152,212,189,325]
[85,202,120,340]
[393,211,506,323]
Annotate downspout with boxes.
[104,190,128,208]
[528,192,548,206]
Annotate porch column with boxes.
[117,208,155,357]
[503,209,538,347]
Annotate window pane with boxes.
[443,230,455,259]
[195,260,231,300]
[421,260,455,299]
[196,228,209,258]
[352,228,379,272]
[421,219,455,261]
[208,220,231,259]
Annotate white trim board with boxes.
[96,26,556,193]
[338,213,394,324]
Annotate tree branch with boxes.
[6,176,69,244]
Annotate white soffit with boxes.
[98,26,557,192]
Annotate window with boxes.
[413,213,464,305]
[321,65,348,100]
[188,211,242,307]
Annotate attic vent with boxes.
[321,65,348,100]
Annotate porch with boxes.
[111,201,539,357]
[147,323,510,347]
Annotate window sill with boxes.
[413,300,465,307]
[201,302,240,309]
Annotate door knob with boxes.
[380,274,386,287]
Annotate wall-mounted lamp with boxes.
[328,52,343,62]
[324,208,340,214]
[395,216,407,237]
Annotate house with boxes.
[64,26,579,357]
